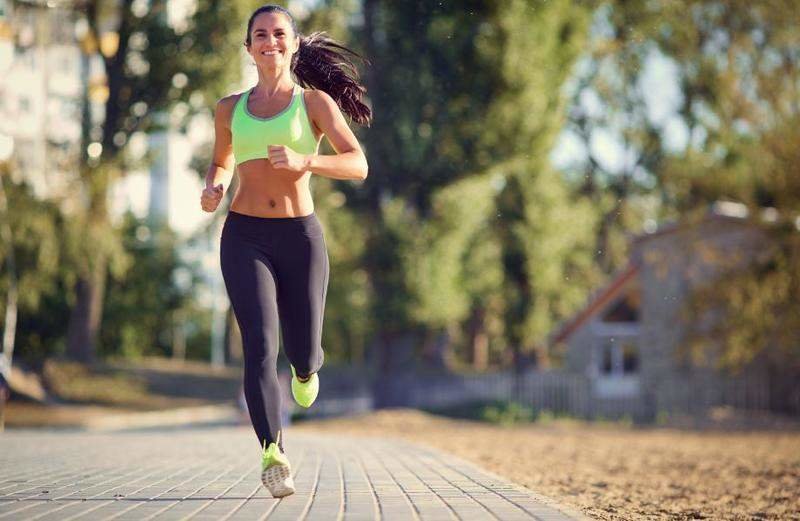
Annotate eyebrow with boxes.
[253,27,287,33]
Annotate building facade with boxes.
[0,0,83,198]
[553,205,774,421]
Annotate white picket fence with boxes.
[308,367,774,421]
[392,369,591,415]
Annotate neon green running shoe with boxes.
[290,365,319,408]
[261,434,294,498]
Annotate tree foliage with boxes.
[581,1,800,372]
[357,0,599,370]
[62,0,263,361]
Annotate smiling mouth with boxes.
[260,50,280,56]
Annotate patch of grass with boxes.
[481,401,535,425]
[422,400,639,428]
[593,413,635,428]
[43,360,162,410]
[422,400,539,426]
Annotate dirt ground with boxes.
[295,409,800,520]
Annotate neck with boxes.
[253,68,294,97]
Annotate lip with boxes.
[259,50,281,56]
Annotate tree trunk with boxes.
[65,254,107,363]
[0,172,17,368]
[468,306,488,371]
[172,310,186,361]
[0,384,7,432]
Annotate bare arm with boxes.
[303,90,368,181]
[200,96,237,212]
[205,96,237,190]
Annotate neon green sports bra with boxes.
[231,84,319,167]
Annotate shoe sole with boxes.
[261,464,295,498]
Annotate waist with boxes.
[227,209,317,223]
[223,210,321,237]
[230,176,313,218]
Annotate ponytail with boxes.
[245,5,372,127]
[293,32,372,127]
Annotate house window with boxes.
[601,291,640,323]
[622,342,638,372]
[598,338,639,376]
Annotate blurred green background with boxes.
[0,0,798,423]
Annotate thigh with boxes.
[220,232,280,349]
[274,230,329,358]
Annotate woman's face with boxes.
[247,12,299,70]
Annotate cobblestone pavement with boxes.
[0,426,590,520]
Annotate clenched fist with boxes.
[201,184,224,212]
[268,145,308,173]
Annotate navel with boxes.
[269,199,276,208]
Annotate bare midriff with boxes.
[230,159,315,218]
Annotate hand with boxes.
[268,145,308,173]
[201,184,224,212]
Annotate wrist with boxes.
[303,154,314,171]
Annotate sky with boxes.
[551,46,686,178]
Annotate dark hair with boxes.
[245,4,372,127]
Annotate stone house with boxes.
[550,203,775,421]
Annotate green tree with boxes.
[646,1,800,379]
[64,0,258,361]
[360,0,599,376]
[0,172,69,365]
[561,2,668,275]
[99,215,208,360]
[487,0,599,369]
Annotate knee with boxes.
[287,345,324,377]
[242,328,278,370]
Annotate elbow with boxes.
[357,157,368,181]
[211,162,231,173]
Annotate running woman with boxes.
[199,4,370,498]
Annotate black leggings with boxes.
[220,210,328,450]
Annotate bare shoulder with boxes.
[215,92,244,129]
[216,92,243,114]
[217,92,244,116]
[303,88,338,117]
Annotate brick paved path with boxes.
[0,426,589,520]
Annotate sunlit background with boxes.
[1,0,799,428]
[2,4,800,519]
